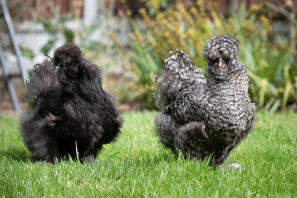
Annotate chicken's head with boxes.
[203,35,240,81]
[53,43,82,84]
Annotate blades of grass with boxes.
[282,65,293,109]
[269,99,281,112]
[144,49,161,74]
[264,98,275,111]
[241,44,256,72]
[259,88,265,108]
[75,140,79,160]
[130,53,152,84]
[249,72,277,95]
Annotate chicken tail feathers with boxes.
[155,49,206,109]
[164,49,205,81]
[24,59,58,108]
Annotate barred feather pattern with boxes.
[155,49,206,109]
[155,35,256,165]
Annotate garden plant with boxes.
[112,0,297,110]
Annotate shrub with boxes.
[113,0,297,111]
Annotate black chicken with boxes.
[20,43,122,163]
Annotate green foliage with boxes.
[41,39,57,55]
[40,14,74,54]
[1,112,297,197]
[20,47,35,59]
[79,24,102,54]
[62,27,74,43]
[123,1,297,110]
[40,15,99,55]
[140,0,169,15]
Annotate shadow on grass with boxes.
[0,148,30,162]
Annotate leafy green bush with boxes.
[116,1,297,110]
[140,0,169,15]
[41,14,74,54]
[41,14,100,55]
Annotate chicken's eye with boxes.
[222,55,230,63]
[221,50,230,62]
[208,51,219,62]
[211,58,219,63]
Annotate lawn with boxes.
[0,112,296,197]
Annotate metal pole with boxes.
[0,45,21,111]
[83,0,98,26]
[0,0,26,84]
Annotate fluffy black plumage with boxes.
[155,35,255,166]
[20,43,122,163]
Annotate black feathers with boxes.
[20,43,122,163]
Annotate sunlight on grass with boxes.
[0,112,296,197]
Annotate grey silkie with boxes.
[155,35,256,166]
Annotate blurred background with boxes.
[0,0,296,114]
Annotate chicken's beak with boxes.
[218,58,225,68]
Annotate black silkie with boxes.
[20,43,122,163]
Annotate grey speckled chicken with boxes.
[155,35,256,166]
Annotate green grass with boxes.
[0,112,296,197]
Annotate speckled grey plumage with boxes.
[155,35,256,166]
